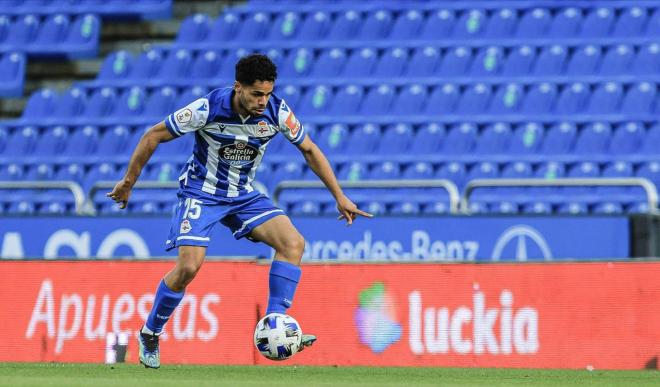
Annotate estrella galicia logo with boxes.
[354,282,401,353]
[218,142,259,167]
[491,225,553,261]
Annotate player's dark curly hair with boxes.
[235,54,277,85]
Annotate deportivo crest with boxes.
[219,142,259,167]
[180,219,192,234]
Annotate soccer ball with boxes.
[253,313,303,361]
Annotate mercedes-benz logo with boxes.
[491,225,553,261]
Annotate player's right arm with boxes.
[106,121,173,209]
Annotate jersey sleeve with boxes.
[165,97,210,138]
[277,99,306,145]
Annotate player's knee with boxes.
[279,234,305,263]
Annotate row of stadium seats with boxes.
[2,121,660,163]
[0,0,172,19]
[0,52,25,97]
[0,14,99,57]
[90,43,660,87]
[14,80,660,127]
[174,6,660,46]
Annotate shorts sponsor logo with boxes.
[219,142,259,167]
[180,219,192,234]
[176,108,192,124]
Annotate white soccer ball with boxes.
[254,313,303,361]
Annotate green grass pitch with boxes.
[0,363,658,387]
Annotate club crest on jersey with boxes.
[180,219,192,234]
[176,108,192,124]
[285,111,301,136]
[219,142,259,167]
[257,121,269,134]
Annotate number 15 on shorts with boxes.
[183,198,202,219]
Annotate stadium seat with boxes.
[566,161,600,197]
[516,8,550,38]
[235,12,269,41]
[329,84,362,115]
[297,85,332,117]
[3,126,38,157]
[620,82,657,115]
[343,48,377,78]
[82,87,117,119]
[443,123,477,154]
[599,44,633,75]
[389,9,423,40]
[555,82,589,115]
[65,14,100,57]
[0,52,26,97]
[406,46,440,77]
[327,10,361,40]
[647,8,660,36]
[636,161,660,187]
[311,48,346,78]
[425,84,459,115]
[389,201,421,215]
[585,82,622,114]
[175,14,210,44]
[206,10,240,43]
[640,124,660,154]
[25,163,54,180]
[438,46,472,76]
[592,202,624,214]
[96,125,130,155]
[54,163,84,184]
[160,48,193,81]
[269,11,301,40]
[556,202,589,215]
[6,14,39,47]
[143,86,176,119]
[52,86,85,121]
[410,123,446,154]
[0,125,7,154]
[279,47,313,78]
[609,122,644,154]
[128,49,164,82]
[522,202,553,215]
[540,122,577,154]
[21,88,56,121]
[508,122,544,154]
[0,163,23,180]
[277,84,301,108]
[474,122,511,154]
[97,50,133,82]
[373,47,408,78]
[548,7,582,38]
[573,122,611,155]
[488,83,523,115]
[359,10,392,40]
[35,14,69,47]
[392,84,427,115]
[612,7,647,37]
[289,200,321,216]
[189,50,222,80]
[632,43,660,75]
[581,7,615,38]
[114,86,146,117]
[532,45,567,76]
[435,161,467,189]
[359,84,395,116]
[369,161,401,180]
[34,125,68,156]
[469,46,503,77]
[402,161,434,179]
[420,9,455,40]
[338,161,367,181]
[64,125,99,156]
[83,162,119,191]
[316,123,348,155]
[484,8,517,38]
[521,83,557,114]
[345,123,379,154]
[453,9,485,39]
[377,123,412,154]
[566,45,602,75]
[175,85,208,109]
[297,11,330,41]
[456,83,492,115]
[501,45,535,76]
[6,200,36,215]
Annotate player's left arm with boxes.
[297,135,373,224]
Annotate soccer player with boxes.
[106,54,372,368]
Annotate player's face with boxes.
[234,80,274,116]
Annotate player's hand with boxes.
[335,195,373,225]
[106,179,133,209]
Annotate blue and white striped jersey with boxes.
[164,87,305,200]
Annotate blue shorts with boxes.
[165,190,285,251]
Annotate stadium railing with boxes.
[0,180,85,214]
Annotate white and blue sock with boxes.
[266,260,301,314]
[144,279,184,334]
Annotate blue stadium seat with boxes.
[548,7,582,38]
[175,85,207,109]
[4,126,37,157]
[435,161,467,189]
[509,122,544,154]
[377,123,412,154]
[113,86,146,118]
[453,9,485,39]
[573,122,611,154]
[373,47,408,78]
[489,83,523,115]
[565,45,602,75]
[146,162,178,182]
[277,84,301,108]
[96,125,130,155]
[406,46,440,76]
[522,202,552,215]
[540,122,577,154]
[390,9,422,40]
[338,161,368,181]
[160,48,193,81]
[316,123,348,155]
[627,202,651,214]
[329,84,362,115]
[25,162,54,180]
[592,202,624,214]
[474,122,511,154]
[443,123,477,154]
[327,10,361,40]
[0,15,9,44]
[422,201,451,215]
[438,46,472,76]
[609,122,644,154]
[65,14,99,57]
[289,200,321,216]
[636,161,660,187]
[566,161,600,197]
[424,84,459,114]
[392,84,427,115]
[0,52,26,97]
[54,163,84,183]
[632,43,660,75]
[83,162,119,191]
[420,9,455,40]
[410,123,446,154]
[556,202,588,215]
[390,202,421,216]
[612,6,647,37]
[601,161,633,178]
[82,87,117,119]
[369,161,401,180]
[280,48,313,78]
[359,84,395,116]
[640,124,660,154]
[35,14,69,46]
[21,88,56,120]
[64,125,99,156]
[581,7,614,37]
[297,85,332,117]
[128,48,163,82]
[0,163,23,180]
[34,125,68,156]
[311,48,346,77]
[97,50,133,81]
[175,14,210,44]
[7,14,39,47]
[143,86,176,119]
[402,161,434,179]
[207,11,240,44]
[190,50,222,80]
[467,161,499,181]
[599,44,633,75]
[456,83,492,115]
[343,48,377,78]
[470,46,503,76]
[0,125,7,154]
[532,45,567,76]
[521,82,557,114]
[235,12,269,41]
[273,161,303,182]
[501,45,535,76]
[269,11,301,40]
[501,161,533,179]
[345,123,379,154]
[7,201,35,215]
[555,82,589,114]
[535,161,566,180]
[648,8,660,36]
[585,82,622,114]
[297,11,330,41]
[620,82,657,114]
[52,86,86,122]
[516,8,550,38]
[360,10,392,40]
[484,8,517,38]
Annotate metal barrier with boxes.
[461,178,659,214]
[0,181,86,214]
[272,179,462,214]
